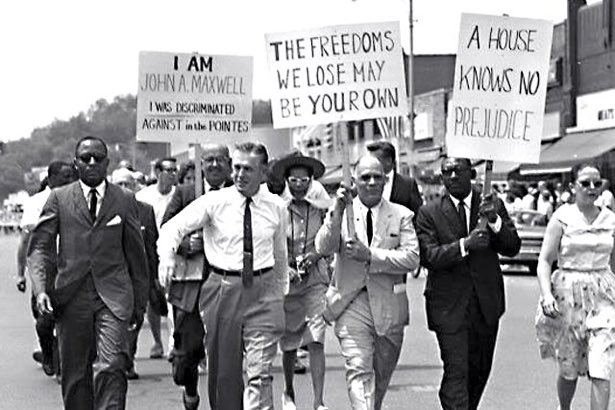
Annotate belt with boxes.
[210,266,273,277]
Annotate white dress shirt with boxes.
[79,180,106,218]
[136,184,175,228]
[382,171,394,201]
[158,186,288,289]
[356,199,384,247]
[449,191,501,256]
[20,187,51,229]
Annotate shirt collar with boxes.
[234,184,264,206]
[357,198,384,214]
[80,179,106,198]
[449,191,472,208]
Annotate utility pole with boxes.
[405,0,415,176]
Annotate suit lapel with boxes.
[72,182,93,226]
[441,195,466,239]
[373,201,392,247]
[469,187,481,231]
[96,181,117,227]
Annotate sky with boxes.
[0,0,583,142]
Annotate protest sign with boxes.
[136,52,253,143]
[445,14,553,163]
[265,22,408,129]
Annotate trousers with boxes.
[57,275,129,410]
[334,291,404,410]
[200,270,285,410]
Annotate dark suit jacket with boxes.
[161,180,232,312]
[27,181,149,321]
[136,201,158,288]
[390,173,423,214]
[414,186,520,334]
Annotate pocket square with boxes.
[106,215,122,226]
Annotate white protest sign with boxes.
[265,22,408,129]
[137,52,253,143]
[445,14,553,163]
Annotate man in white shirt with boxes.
[136,157,177,358]
[158,142,287,410]
[17,161,77,377]
[315,155,420,410]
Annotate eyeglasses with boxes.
[287,176,311,184]
[577,179,603,189]
[77,153,106,164]
[161,167,178,174]
[441,166,470,176]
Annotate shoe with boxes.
[126,368,140,380]
[182,391,200,410]
[293,358,307,374]
[149,344,164,359]
[32,350,43,364]
[42,358,55,376]
[281,393,297,410]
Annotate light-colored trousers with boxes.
[200,270,285,410]
[334,290,405,410]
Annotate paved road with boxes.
[0,234,611,409]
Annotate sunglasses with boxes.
[77,153,106,164]
[577,179,603,189]
[161,167,178,174]
[441,166,470,176]
[287,176,311,184]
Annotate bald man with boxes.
[315,156,420,410]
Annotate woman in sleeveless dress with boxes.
[536,163,615,410]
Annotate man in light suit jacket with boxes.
[160,143,233,409]
[315,155,420,410]
[366,140,422,214]
[27,136,148,410]
[414,157,520,410]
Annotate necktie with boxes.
[243,197,254,287]
[89,188,97,221]
[366,209,373,246]
[457,200,467,236]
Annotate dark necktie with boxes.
[366,209,373,246]
[457,200,467,237]
[243,197,254,287]
[89,188,97,221]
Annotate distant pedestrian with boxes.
[27,136,148,409]
[595,180,615,210]
[136,157,178,359]
[536,164,615,410]
[17,160,77,377]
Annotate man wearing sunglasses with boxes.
[136,157,178,359]
[414,157,520,410]
[27,136,148,409]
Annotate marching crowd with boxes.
[14,136,615,410]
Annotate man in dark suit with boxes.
[27,136,148,410]
[160,143,232,409]
[366,140,422,214]
[414,157,520,410]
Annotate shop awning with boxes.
[519,128,615,175]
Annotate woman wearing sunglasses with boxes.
[535,163,615,410]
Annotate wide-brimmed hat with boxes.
[272,150,325,180]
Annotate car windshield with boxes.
[511,211,548,227]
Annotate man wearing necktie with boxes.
[160,143,233,409]
[414,157,520,410]
[315,155,420,410]
[158,142,288,410]
[27,136,148,409]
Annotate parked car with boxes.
[500,210,548,274]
